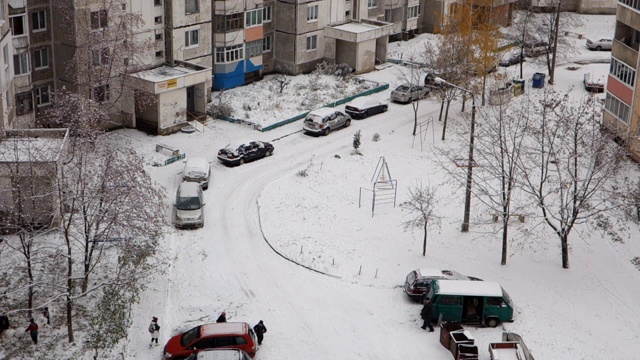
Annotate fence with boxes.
[216,81,389,132]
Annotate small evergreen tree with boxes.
[352,130,362,154]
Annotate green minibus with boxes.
[426,279,514,327]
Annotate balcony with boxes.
[612,39,638,68]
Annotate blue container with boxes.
[532,73,545,88]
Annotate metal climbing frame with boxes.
[358,157,398,217]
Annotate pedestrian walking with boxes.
[42,307,50,325]
[420,297,434,332]
[216,311,227,323]
[253,320,267,345]
[25,318,38,344]
[148,317,160,345]
[0,312,10,339]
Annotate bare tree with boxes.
[395,61,429,136]
[516,90,630,269]
[401,182,442,256]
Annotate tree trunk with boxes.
[548,2,561,85]
[561,234,569,269]
[441,100,451,141]
[501,215,508,265]
[423,221,428,256]
[438,98,445,122]
[66,232,75,342]
[481,76,487,106]
[66,294,74,343]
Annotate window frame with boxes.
[15,92,33,115]
[10,14,27,36]
[185,29,200,48]
[307,5,318,22]
[263,6,272,22]
[263,35,272,52]
[408,4,420,19]
[33,48,49,70]
[367,0,377,8]
[35,85,50,107]
[90,10,108,30]
[245,8,263,28]
[245,39,263,58]
[306,35,317,51]
[91,48,110,66]
[154,0,162,5]
[32,10,47,32]
[13,53,30,75]
[185,0,199,14]
[92,84,110,103]
[215,44,244,63]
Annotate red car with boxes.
[164,322,258,359]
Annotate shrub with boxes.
[372,133,381,142]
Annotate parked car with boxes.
[523,41,550,57]
[499,52,526,67]
[217,141,274,166]
[390,84,429,103]
[302,107,351,135]
[344,97,388,119]
[184,348,252,360]
[163,322,258,359]
[586,38,612,51]
[584,73,604,92]
[404,268,482,301]
[173,182,205,229]
[183,157,211,190]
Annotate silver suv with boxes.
[302,107,351,136]
[390,84,429,104]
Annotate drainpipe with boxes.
[294,1,298,73]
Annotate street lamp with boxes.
[433,77,476,233]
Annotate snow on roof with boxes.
[436,280,504,297]
[200,322,248,337]
[332,22,379,34]
[132,64,202,83]
[346,97,380,107]
[185,157,209,171]
[308,107,336,117]
[418,268,446,277]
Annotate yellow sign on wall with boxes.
[167,79,178,88]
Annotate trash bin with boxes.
[532,73,546,88]
[513,79,525,96]
[440,322,464,349]
[449,330,475,358]
[456,344,479,360]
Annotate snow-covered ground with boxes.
[4,13,639,360]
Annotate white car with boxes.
[586,38,612,51]
[344,97,388,119]
[390,84,429,104]
[302,107,351,136]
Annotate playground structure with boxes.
[359,157,398,217]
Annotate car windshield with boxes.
[176,196,201,210]
[180,326,200,347]
[502,288,514,307]
[395,85,410,92]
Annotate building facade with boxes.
[603,0,640,161]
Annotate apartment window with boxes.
[10,15,26,36]
[605,94,631,124]
[13,53,29,75]
[3,44,8,66]
[93,84,110,102]
[408,4,420,19]
[185,0,199,14]
[245,39,263,57]
[263,35,272,52]
[367,0,377,8]
[185,29,199,47]
[306,35,317,50]
[155,50,164,58]
[245,9,263,27]
[154,16,163,24]
[610,58,636,87]
[15,92,33,115]
[154,0,162,5]
[155,32,163,41]
[620,0,640,11]
[91,10,108,29]
[307,5,318,21]
[0,0,4,24]
[214,13,243,32]
[215,44,243,63]
[35,86,50,106]
[263,6,272,22]
[32,11,46,31]
[34,48,49,69]
[92,48,110,66]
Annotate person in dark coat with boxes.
[216,311,227,323]
[0,312,10,339]
[420,298,434,332]
[148,317,160,345]
[253,320,267,345]
[42,307,50,325]
[25,318,39,344]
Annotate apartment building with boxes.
[1,0,15,132]
[603,0,640,161]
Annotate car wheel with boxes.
[596,46,602,51]
[344,119,351,128]
[323,128,330,136]
[383,105,388,112]
[486,318,499,328]
[265,150,272,157]
[239,158,245,165]
[363,110,369,118]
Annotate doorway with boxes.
[186,85,195,114]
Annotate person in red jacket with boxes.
[25,318,38,344]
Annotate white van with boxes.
[173,182,205,228]
[183,157,211,190]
